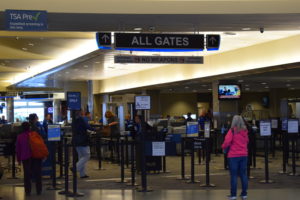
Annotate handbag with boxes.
[223,128,234,154]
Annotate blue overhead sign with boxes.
[67,92,81,110]
[5,9,47,31]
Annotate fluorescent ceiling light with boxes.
[134,28,142,31]
[10,39,98,84]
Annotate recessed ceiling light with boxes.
[28,43,34,46]
[134,27,142,31]
[261,82,267,85]
[242,28,251,31]
[184,86,189,89]
[238,80,244,83]
[22,48,28,51]
[265,86,269,89]
[208,88,212,91]
[84,65,89,68]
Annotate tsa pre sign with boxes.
[5,10,47,31]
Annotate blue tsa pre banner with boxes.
[5,9,47,31]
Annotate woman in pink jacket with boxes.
[222,115,249,200]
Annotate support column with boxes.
[102,94,109,125]
[53,99,61,123]
[87,80,94,117]
[6,97,14,123]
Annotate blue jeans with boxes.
[228,156,248,197]
[76,146,90,177]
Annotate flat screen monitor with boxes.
[218,84,241,99]
[183,114,197,120]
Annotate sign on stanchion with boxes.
[259,120,274,184]
[47,125,62,190]
[287,119,299,176]
[66,92,84,197]
[186,122,199,137]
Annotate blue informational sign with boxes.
[186,122,199,137]
[5,9,47,31]
[48,107,53,114]
[48,125,61,142]
[67,92,81,110]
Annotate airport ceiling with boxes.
[1,11,300,91]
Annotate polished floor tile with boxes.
[0,187,300,200]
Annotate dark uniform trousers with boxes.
[22,158,42,195]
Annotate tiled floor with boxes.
[0,187,300,200]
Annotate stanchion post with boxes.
[95,134,105,170]
[47,142,61,190]
[138,131,152,192]
[58,141,64,178]
[201,138,216,187]
[127,140,138,187]
[67,110,84,197]
[125,135,129,168]
[259,136,274,184]
[187,138,199,184]
[279,131,287,174]
[10,146,17,179]
[117,138,127,183]
[288,134,298,176]
[58,137,71,195]
[177,138,189,180]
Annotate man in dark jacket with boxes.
[73,110,94,178]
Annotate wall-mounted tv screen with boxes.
[218,84,241,99]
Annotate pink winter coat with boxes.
[222,128,248,158]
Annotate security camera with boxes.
[149,26,155,31]
[260,27,264,33]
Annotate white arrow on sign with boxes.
[101,34,110,43]
[209,37,217,45]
